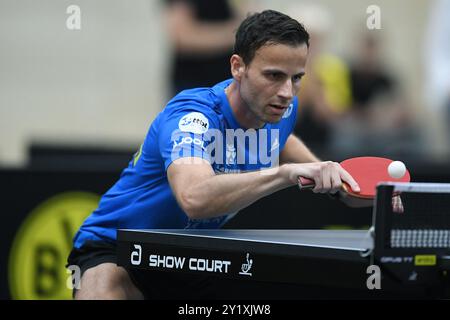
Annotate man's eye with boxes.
[267,73,281,80]
[292,75,302,83]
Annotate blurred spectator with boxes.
[288,4,352,158]
[330,31,419,158]
[350,33,396,115]
[288,2,419,159]
[347,32,414,128]
[424,0,450,155]
[164,0,241,94]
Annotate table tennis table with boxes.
[117,228,440,298]
[117,183,450,298]
[118,229,371,281]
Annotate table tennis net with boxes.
[375,183,450,249]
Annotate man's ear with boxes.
[230,54,245,81]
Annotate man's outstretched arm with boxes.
[167,157,359,219]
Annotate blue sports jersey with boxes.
[73,79,298,248]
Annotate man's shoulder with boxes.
[164,80,232,120]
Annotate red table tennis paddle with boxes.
[298,157,411,206]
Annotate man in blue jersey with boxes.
[68,10,360,299]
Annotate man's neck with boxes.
[225,81,264,129]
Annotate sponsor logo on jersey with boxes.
[282,103,294,119]
[225,143,236,164]
[178,112,209,134]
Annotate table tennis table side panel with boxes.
[117,229,371,262]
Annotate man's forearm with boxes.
[184,134,320,218]
[183,165,293,219]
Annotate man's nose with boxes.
[277,79,293,100]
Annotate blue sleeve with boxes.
[158,108,222,171]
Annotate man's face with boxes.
[239,43,308,125]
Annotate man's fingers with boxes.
[392,195,404,213]
[320,164,331,193]
[312,177,323,193]
[339,168,360,193]
[297,162,360,195]
[330,169,341,194]
[312,169,324,193]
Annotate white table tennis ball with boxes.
[388,161,406,179]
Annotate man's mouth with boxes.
[269,104,287,109]
[268,104,288,114]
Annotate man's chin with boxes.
[265,115,283,124]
